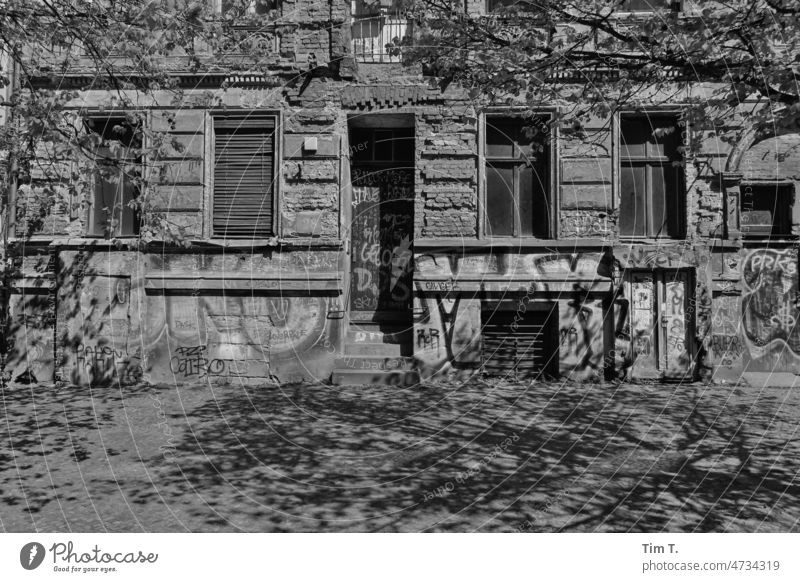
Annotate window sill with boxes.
[617,237,687,244]
[415,238,610,250]
[741,237,798,246]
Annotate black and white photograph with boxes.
[1,0,799,578]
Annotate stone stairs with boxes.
[331,314,420,386]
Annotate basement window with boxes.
[740,183,795,239]
[481,304,559,379]
[85,117,141,238]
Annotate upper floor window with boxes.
[213,0,277,16]
[351,0,411,63]
[212,113,278,238]
[85,117,140,238]
[484,115,552,238]
[619,0,680,12]
[618,114,685,239]
[487,0,545,12]
[740,184,795,239]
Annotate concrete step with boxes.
[331,368,421,387]
[334,356,416,371]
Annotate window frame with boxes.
[486,0,547,12]
[739,181,796,242]
[615,0,683,14]
[208,110,281,240]
[616,110,687,240]
[83,114,142,239]
[212,0,278,16]
[351,1,413,64]
[479,110,558,240]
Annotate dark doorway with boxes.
[348,126,414,319]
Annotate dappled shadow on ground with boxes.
[1,379,799,532]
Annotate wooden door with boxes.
[660,271,692,379]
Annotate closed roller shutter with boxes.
[213,116,276,238]
[482,308,558,379]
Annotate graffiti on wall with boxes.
[741,248,799,361]
[560,211,612,238]
[710,294,744,368]
[662,275,690,376]
[144,294,333,383]
[350,168,414,313]
[63,275,140,386]
[9,292,56,383]
[558,299,604,380]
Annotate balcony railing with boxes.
[351,4,412,63]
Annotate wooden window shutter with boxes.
[213,115,276,238]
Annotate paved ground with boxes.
[1,378,799,532]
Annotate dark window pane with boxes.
[741,184,794,238]
[90,167,138,237]
[663,163,684,238]
[622,0,670,11]
[516,124,540,159]
[650,164,667,236]
[530,161,550,238]
[648,118,680,158]
[620,163,647,236]
[350,128,372,162]
[392,129,415,162]
[486,164,515,236]
[486,120,515,158]
[519,165,534,236]
[118,178,138,236]
[620,117,648,158]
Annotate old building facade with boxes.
[3,0,798,387]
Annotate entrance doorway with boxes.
[626,270,694,380]
[348,126,414,323]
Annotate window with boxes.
[350,127,414,163]
[213,114,277,238]
[85,117,140,237]
[619,114,685,238]
[351,1,412,63]
[484,115,551,238]
[487,0,544,12]
[214,0,276,15]
[619,0,679,12]
[740,184,795,239]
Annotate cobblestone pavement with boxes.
[1,379,799,532]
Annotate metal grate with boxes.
[481,308,558,379]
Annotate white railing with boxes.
[351,5,411,63]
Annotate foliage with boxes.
[0,0,282,244]
[399,0,800,145]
